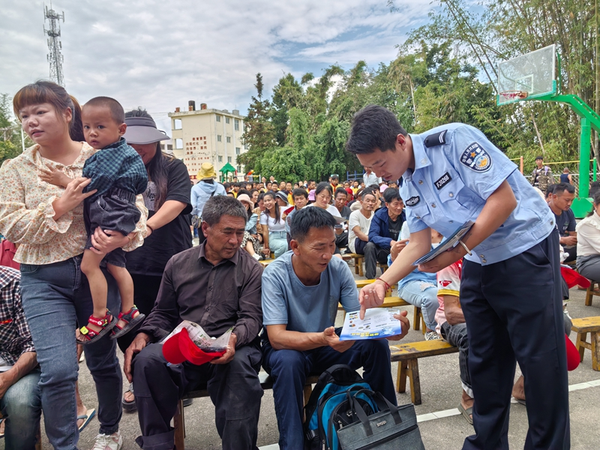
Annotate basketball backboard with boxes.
[497,44,557,105]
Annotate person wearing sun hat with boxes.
[191,163,226,243]
[117,108,193,413]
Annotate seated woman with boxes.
[576,191,600,281]
[260,191,288,258]
[238,193,262,260]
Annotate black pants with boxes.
[363,242,390,279]
[460,230,569,450]
[133,342,263,450]
[116,274,162,353]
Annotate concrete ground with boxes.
[13,270,600,450]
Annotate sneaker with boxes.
[425,331,441,341]
[92,431,123,450]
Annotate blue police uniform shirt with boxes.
[400,123,555,265]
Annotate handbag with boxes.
[334,389,425,450]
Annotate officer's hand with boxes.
[322,327,354,353]
[211,333,237,365]
[419,248,461,273]
[386,311,411,341]
[359,282,386,319]
[124,333,150,382]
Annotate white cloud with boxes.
[0,0,432,129]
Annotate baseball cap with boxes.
[162,328,226,366]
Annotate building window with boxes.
[228,156,232,163]
[226,117,230,124]
[216,115,221,122]
[226,136,231,143]
[237,165,241,172]
[175,139,183,149]
[217,135,222,142]
[218,156,223,162]
[235,147,240,155]
[174,119,182,130]
[244,144,248,150]
[234,119,239,131]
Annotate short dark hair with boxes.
[202,195,248,226]
[335,187,348,198]
[346,105,407,154]
[383,187,401,204]
[237,189,251,197]
[84,96,125,124]
[290,206,336,242]
[553,183,575,196]
[590,181,600,198]
[361,188,376,200]
[545,184,557,198]
[331,174,339,181]
[535,156,544,161]
[292,188,308,199]
[315,181,333,198]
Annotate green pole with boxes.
[580,117,591,198]
[594,159,597,182]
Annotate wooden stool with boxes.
[571,316,600,371]
[342,253,364,277]
[585,280,600,306]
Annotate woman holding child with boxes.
[0,81,145,449]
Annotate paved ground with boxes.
[13,268,600,450]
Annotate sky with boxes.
[0,0,435,132]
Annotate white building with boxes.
[169,101,246,181]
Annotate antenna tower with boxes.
[44,5,65,86]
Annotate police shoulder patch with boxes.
[459,142,492,172]
[405,196,420,207]
[424,130,447,147]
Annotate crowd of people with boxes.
[0,80,588,450]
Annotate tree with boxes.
[0,94,22,165]
[238,74,276,172]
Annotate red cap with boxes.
[162,328,226,366]
[565,334,580,371]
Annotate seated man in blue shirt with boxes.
[548,183,577,263]
[261,207,410,450]
[389,224,444,340]
[349,105,568,449]
[363,188,406,279]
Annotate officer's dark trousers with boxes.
[364,242,390,279]
[132,343,263,450]
[460,230,569,450]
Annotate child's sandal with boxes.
[77,312,117,345]
[111,306,146,339]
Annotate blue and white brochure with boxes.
[339,308,402,340]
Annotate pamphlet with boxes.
[161,320,233,352]
[339,308,402,341]
[413,221,474,265]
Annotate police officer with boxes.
[346,105,569,450]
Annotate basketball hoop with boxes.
[499,90,529,102]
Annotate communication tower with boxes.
[44,5,65,86]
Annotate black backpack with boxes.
[304,364,378,450]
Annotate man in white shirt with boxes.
[347,188,376,254]
[362,168,380,187]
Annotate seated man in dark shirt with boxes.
[124,196,264,450]
[363,188,406,279]
[548,183,577,263]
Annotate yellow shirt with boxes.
[0,143,147,265]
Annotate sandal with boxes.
[111,306,146,339]
[122,383,137,413]
[77,312,117,345]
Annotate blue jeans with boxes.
[20,256,123,450]
[0,368,42,450]
[262,337,396,450]
[397,279,438,330]
[440,322,472,397]
[269,231,288,258]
